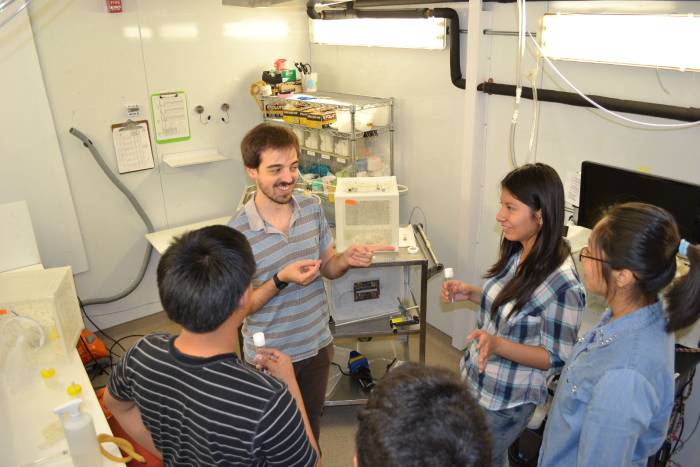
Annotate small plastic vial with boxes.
[41,367,62,391]
[253,332,268,374]
[253,332,266,351]
[443,268,455,303]
[66,382,82,398]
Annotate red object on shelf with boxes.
[274,58,287,72]
[106,0,123,13]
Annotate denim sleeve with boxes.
[576,369,659,467]
[541,283,586,371]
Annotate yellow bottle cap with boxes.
[66,382,82,397]
[40,367,56,379]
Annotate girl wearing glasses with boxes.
[539,202,700,466]
[441,163,586,466]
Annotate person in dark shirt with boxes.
[104,225,319,466]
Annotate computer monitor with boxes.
[577,161,700,244]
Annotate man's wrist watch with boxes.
[273,272,288,290]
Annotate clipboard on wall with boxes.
[150,91,191,144]
[111,119,155,174]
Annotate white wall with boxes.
[24,0,310,327]
[0,6,88,273]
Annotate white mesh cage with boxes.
[334,176,399,253]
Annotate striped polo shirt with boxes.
[108,334,318,467]
[229,194,333,363]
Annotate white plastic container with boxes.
[253,332,269,374]
[0,267,82,360]
[253,332,266,351]
[443,268,454,303]
[53,398,103,467]
[302,72,318,92]
[304,129,320,149]
[334,176,399,253]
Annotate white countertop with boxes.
[1,349,122,466]
[146,216,231,254]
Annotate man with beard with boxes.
[229,123,393,444]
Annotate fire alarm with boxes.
[106,0,122,13]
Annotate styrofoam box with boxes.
[0,267,82,360]
[334,176,399,253]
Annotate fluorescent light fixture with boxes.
[310,18,446,50]
[540,13,700,72]
[224,21,289,40]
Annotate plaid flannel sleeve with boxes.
[541,279,586,372]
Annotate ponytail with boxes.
[665,244,700,332]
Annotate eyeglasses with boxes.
[578,246,610,264]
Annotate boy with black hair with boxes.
[104,225,319,466]
[355,363,492,467]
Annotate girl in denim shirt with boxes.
[539,202,700,467]
[443,164,586,466]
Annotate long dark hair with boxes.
[486,163,570,320]
[592,202,700,332]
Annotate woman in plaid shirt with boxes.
[442,163,586,466]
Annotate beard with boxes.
[259,180,295,205]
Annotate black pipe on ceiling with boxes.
[307,4,465,89]
[351,0,467,6]
[477,81,700,123]
[318,8,429,20]
[307,0,697,90]
[314,0,690,6]
[351,0,697,3]
[433,9,465,89]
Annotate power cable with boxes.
[531,33,700,129]
[78,297,127,352]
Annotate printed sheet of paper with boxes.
[111,120,155,174]
[565,170,581,207]
[151,91,191,143]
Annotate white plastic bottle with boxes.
[53,398,103,467]
[443,267,455,303]
[253,331,266,351]
[253,332,269,374]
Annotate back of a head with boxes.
[240,122,299,169]
[594,202,700,332]
[356,364,491,467]
[157,225,256,333]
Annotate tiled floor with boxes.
[97,312,463,467]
